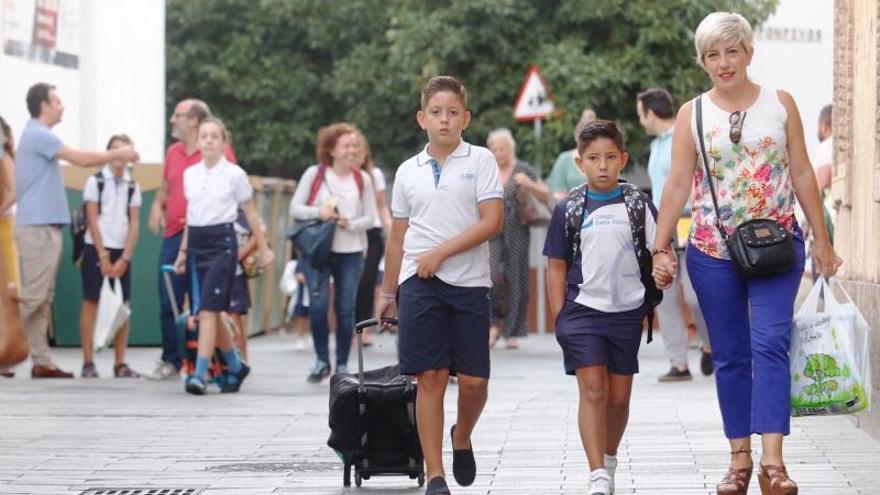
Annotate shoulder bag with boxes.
[695,95,795,278]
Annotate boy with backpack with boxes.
[377,76,503,495]
[543,120,662,495]
[77,134,142,378]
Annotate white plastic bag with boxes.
[790,278,872,417]
[93,278,131,352]
[279,260,298,295]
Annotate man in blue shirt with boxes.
[12,83,138,378]
[636,87,712,382]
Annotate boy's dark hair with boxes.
[637,88,674,120]
[576,120,625,154]
[106,133,133,150]
[26,83,56,118]
[819,104,832,127]
[421,76,468,110]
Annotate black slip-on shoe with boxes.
[425,476,451,495]
[450,424,476,486]
[658,366,693,382]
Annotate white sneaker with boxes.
[294,335,312,351]
[604,454,617,493]
[145,361,179,381]
[589,468,612,495]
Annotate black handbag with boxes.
[695,95,795,278]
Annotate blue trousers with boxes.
[300,252,364,367]
[158,232,187,369]
[686,239,804,438]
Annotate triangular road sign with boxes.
[513,64,556,122]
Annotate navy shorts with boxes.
[228,273,251,314]
[81,244,131,302]
[188,223,237,312]
[397,276,491,379]
[555,300,645,376]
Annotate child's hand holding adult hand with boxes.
[416,249,444,278]
[652,252,676,289]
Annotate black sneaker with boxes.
[658,366,693,382]
[220,362,251,393]
[306,360,331,383]
[700,350,714,376]
[185,375,207,395]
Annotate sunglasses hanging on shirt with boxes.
[729,110,747,144]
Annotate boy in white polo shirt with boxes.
[79,134,142,378]
[378,76,503,495]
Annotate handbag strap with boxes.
[694,95,729,242]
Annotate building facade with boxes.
[833,0,880,438]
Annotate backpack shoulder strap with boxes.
[353,169,364,197]
[307,165,328,206]
[94,172,105,216]
[621,182,662,343]
[563,183,588,266]
[126,180,137,221]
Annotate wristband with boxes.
[98,251,110,260]
[379,291,396,300]
[651,249,669,256]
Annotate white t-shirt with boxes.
[814,137,833,171]
[542,187,657,312]
[184,157,253,227]
[391,140,503,288]
[369,167,386,229]
[289,165,378,253]
[83,166,142,249]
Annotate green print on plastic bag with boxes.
[790,280,871,417]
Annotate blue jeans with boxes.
[301,252,364,367]
[158,232,187,369]
[686,238,805,438]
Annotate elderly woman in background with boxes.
[651,12,840,495]
[486,128,549,349]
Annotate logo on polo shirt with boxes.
[459,173,475,181]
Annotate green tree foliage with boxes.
[167,0,777,179]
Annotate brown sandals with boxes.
[717,449,753,495]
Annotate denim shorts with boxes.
[397,276,491,378]
[555,300,644,376]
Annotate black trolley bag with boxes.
[327,317,425,488]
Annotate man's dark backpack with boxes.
[71,172,137,266]
[563,181,663,343]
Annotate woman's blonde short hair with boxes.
[694,12,754,68]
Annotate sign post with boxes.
[513,64,556,335]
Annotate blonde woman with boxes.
[651,12,840,495]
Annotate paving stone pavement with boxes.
[1,330,878,495]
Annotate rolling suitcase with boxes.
[160,264,226,383]
[327,318,425,488]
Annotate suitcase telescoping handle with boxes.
[160,264,181,322]
[354,317,398,391]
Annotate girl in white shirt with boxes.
[289,122,377,382]
[174,117,274,395]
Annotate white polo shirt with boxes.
[184,157,253,227]
[83,166,142,249]
[391,140,503,287]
